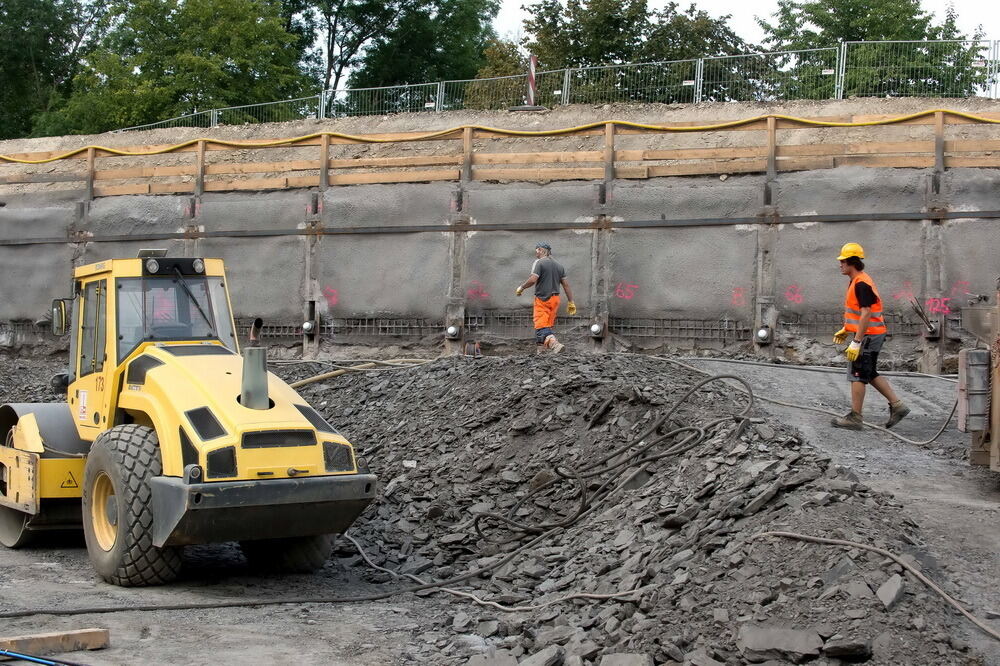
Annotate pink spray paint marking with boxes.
[731,287,746,307]
[466,280,490,301]
[614,283,639,300]
[323,286,339,307]
[784,284,804,304]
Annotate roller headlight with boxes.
[145,258,160,273]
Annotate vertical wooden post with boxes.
[934,110,945,175]
[85,147,96,200]
[461,127,473,184]
[195,140,206,197]
[319,134,330,191]
[766,116,777,180]
[603,122,615,184]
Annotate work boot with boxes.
[544,335,565,354]
[885,400,910,429]
[831,411,864,430]
[535,345,546,355]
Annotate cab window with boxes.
[79,280,107,377]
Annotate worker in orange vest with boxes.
[831,242,910,430]
[516,242,576,353]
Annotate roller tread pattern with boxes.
[240,535,332,573]
[87,425,182,586]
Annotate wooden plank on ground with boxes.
[287,175,320,188]
[329,169,459,185]
[945,138,1000,153]
[473,151,603,165]
[615,166,649,179]
[0,628,109,657]
[473,167,604,181]
[94,183,151,196]
[777,157,836,171]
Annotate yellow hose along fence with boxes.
[2,109,1000,198]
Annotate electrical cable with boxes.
[0,648,85,666]
[0,372,752,619]
[752,531,1000,643]
[4,109,997,165]
[659,356,958,447]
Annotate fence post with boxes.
[993,40,1000,99]
[834,42,847,99]
[318,91,326,120]
[694,59,704,103]
[210,109,219,128]
[435,82,445,112]
[562,68,572,105]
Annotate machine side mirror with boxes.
[51,299,69,337]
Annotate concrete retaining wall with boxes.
[2,153,999,365]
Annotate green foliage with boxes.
[462,38,527,110]
[0,0,108,139]
[759,0,987,98]
[33,0,314,135]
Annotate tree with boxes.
[521,1,755,104]
[759,0,987,98]
[463,38,527,109]
[34,0,314,135]
[0,0,109,139]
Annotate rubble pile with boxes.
[284,355,980,666]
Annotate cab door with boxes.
[71,277,111,440]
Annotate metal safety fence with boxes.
[119,39,1000,132]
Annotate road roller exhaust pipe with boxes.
[242,318,269,410]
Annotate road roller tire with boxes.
[82,424,182,586]
[0,506,32,548]
[240,534,333,573]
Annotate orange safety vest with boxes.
[844,272,887,335]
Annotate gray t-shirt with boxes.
[531,256,566,299]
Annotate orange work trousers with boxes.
[533,295,560,330]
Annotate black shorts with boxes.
[847,334,885,384]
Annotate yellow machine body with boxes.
[1,256,375,554]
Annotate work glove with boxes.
[567,302,577,316]
[515,287,523,296]
[832,327,848,344]
[845,340,862,362]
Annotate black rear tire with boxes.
[239,534,333,573]
[82,424,182,586]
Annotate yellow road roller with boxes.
[0,252,376,585]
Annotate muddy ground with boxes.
[0,349,998,665]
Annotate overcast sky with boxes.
[494,0,995,46]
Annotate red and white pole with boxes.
[526,55,538,107]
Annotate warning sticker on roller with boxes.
[78,390,88,421]
[61,471,79,489]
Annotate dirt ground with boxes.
[0,350,998,665]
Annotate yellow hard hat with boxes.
[837,242,864,261]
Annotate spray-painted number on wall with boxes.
[467,280,490,300]
[784,284,804,304]
[615,283,639,300]
[323,286,339,307]
[925,297,952,314]
[731,287,746,307]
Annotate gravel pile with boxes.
[0,353,983,665]
[284,355,982,666]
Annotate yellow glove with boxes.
[567,302,577,315]
[515,287,523,296]
[845,340,862,362]
[832,327,848,344]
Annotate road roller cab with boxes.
[0,253,376,585]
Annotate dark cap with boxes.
[535,242,552,251]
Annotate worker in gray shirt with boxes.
[516,242,576,353]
